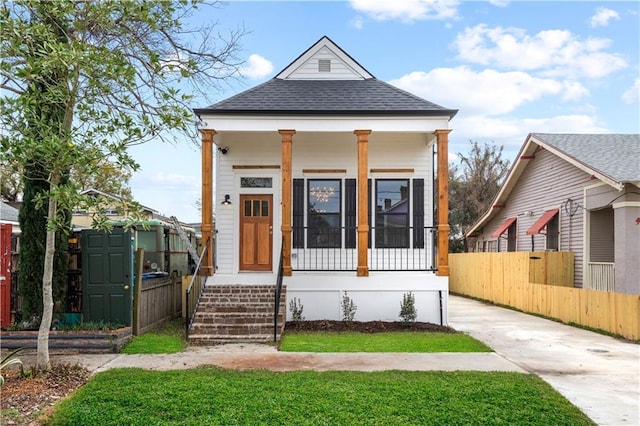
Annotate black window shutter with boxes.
[368,179,372,248]
[344,179,356,248]
[293,179,304,248]
[413,179,425,248]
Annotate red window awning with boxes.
[526,209,559,235]
[491,217,517,238]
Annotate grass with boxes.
[280,331,492,352]
[122,318,186,354]
[46,367,594,425]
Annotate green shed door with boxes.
[82,229,133,326]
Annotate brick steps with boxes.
[188,284,286,345]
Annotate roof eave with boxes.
[194,109,458,118]
[529,134,626,192]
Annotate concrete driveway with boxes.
[448,295,640,426]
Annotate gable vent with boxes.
[318,59,331,72]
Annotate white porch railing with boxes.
[586,262,615,292]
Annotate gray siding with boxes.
[475,148,591,287]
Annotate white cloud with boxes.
[590,7,620,27]
[349,0,460,23]
[488,0,509,7]
[561,81,590,101]
[389,66,588,116]
[240,54,274,79]
[621,78,640,104]
[453,24,627,79]
[350,16,365,30]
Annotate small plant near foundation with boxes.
[341,291,357,322]
[289,297,305,322]
[399,292,418,325]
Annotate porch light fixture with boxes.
[221,194,232,205]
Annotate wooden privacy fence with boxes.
[450,252,640,340]
[132,249,183,335]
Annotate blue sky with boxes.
[129,0,639,223]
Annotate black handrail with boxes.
[185,236,211,339]
[273,235,285,342]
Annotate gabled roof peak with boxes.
[275,35,374,81]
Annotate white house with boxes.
[190,36,457,341]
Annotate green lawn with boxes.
[46,368,594,425]
[280,331,492,352]
[122,318,186,354]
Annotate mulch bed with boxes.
[1,363,90,425]
[285,320,456,333]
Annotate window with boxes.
[241,177,272,188]
[507,220,517,252]
[546,214,559,250]
[375,179,409,248]
[138,231,157,250]
[307,179,341,248]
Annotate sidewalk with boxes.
[44,344,524,374]
[448,295,640,426]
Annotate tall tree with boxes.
[1,0,243,370]
[449,141,510,252]
[0,158,21,202]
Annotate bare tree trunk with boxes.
[37,176,59,371]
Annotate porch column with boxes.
[201,129,216,276]
[279,129,295,276]
[435,129,452,276]
[355,130,371,277]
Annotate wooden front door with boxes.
[240,195,273,271]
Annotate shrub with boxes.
[289,297,305,322]
[399,292,418,324]
[341,291,357,322]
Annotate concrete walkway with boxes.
[38,295,639,426]
[448,295,640,426]
[46,345,523,374]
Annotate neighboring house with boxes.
[467,133,640,295]
[1,202,20,327]
[72,188,157,229]
[193,36,457,323]
[1,202,20,233]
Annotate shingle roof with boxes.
[532,133,640,183]
[1,202,19,223]
[194,78,457,117]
